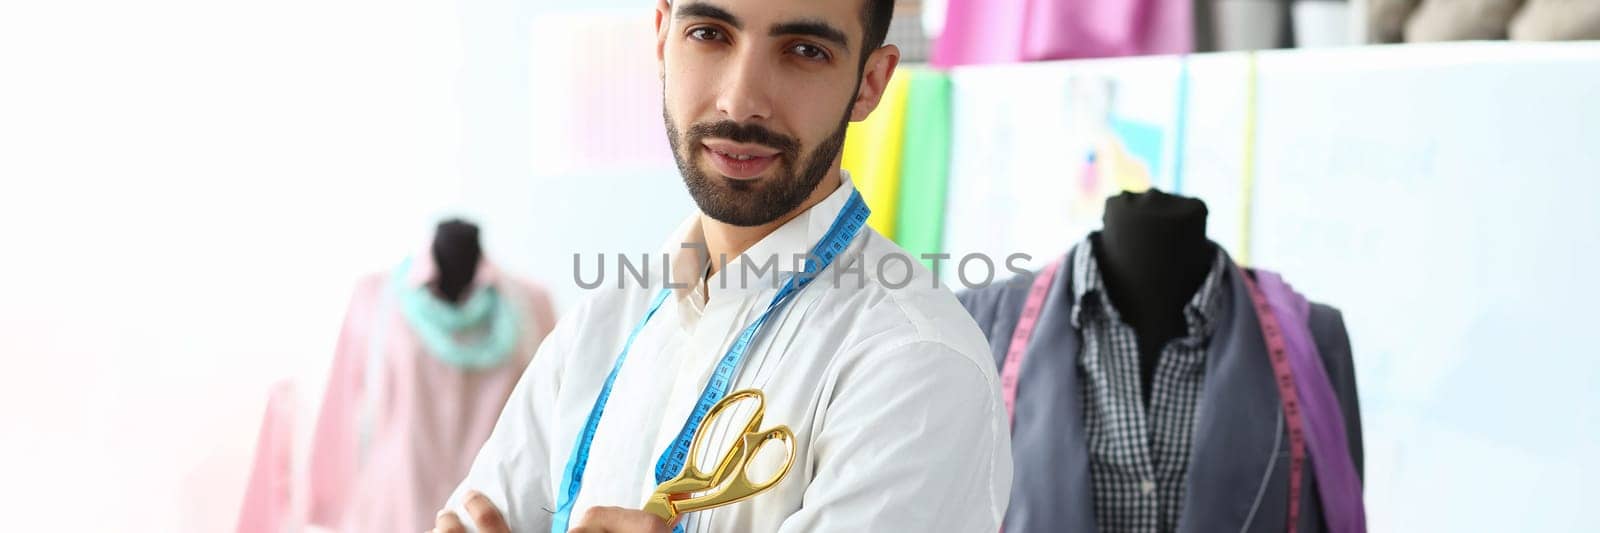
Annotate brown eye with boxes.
[689,27,724,42]
[790,43,831,62]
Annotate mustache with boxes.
[685,120,799,157]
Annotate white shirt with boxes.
[446,177,1011,532]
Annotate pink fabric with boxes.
[305,259,557,533]
[1142,0,1193,56]
[932,0,1030,67]
[237,381,299,533]
[932,0,1192,67]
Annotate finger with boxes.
[575,506,671,533]
[434,509,466,533]
[573,506,618,532]
[465,491,511,533]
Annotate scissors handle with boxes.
[643,389,797,522]
[672,426,795,511]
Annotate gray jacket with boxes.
[959,248,1363,533]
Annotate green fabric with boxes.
[394,258,521,370]
[893,68,953,266]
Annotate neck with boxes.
[432,219,483,305]
[702,170,842,279]
[1093,190,1214,331]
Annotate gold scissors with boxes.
[642,388,796,524]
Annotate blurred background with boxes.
[1,0,1597,531]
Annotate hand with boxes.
[570,506,671,533]
[429,493,671,533]
[431,491,508,533]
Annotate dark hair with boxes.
[859,0,895,66]
[666,1,894,68]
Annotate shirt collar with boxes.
[1068,235,1110,329]
[660,172,858,303]
[1068,233,1228,339]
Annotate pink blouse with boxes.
[304,258,556,532]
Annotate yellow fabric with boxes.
[1238,52,1259,267]
[841,72,913,240]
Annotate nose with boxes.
[715,45,775,123]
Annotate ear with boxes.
[849,44,901,122]
[655,0,672,71]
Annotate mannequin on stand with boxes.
[959,189,1366,533]
[300,218,558,532]
[1094,190,1216,405]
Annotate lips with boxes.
[701,140,780,179]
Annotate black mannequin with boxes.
[431,219,484,305]
[1091,190,1217,405]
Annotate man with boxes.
[432,0,1011,532]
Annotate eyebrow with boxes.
[676,2,853,54]
[675,3,742,30]
[770,20,851,53]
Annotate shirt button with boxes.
[1141,479,1156,495]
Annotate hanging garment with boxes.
[1404,0,1523,42]
[236,381,299,533]
[1252,270,1368,533]
[1026,0,1192,59]
[932,0,1192,67]
[1211,0,1290,51]
[931,0,1030,66]
[441,175,1010,533]
[842,72,912,240]
[1367,0,1421,43]
[958,243,1364,533]
[1510,0,1600,40]
[306,256,557,533]
[893,68,954,262]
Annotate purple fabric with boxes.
[1022,0,1193,61]
[931,0,1028,67]
[1255,271,1367,533]
[1022,0,1145,60]
[932,0,1193,68]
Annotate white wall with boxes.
[0,1,687,531]
[1247,43,1600,532]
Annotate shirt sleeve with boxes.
[441,301,580,533]
[776,340,1012,532]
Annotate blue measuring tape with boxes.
[550,190,871,533]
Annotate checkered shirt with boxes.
[1069,236,1227,533]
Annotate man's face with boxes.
[656,0,883,227]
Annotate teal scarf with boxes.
[393,258,521,370]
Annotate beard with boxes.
[665,104,851,227]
